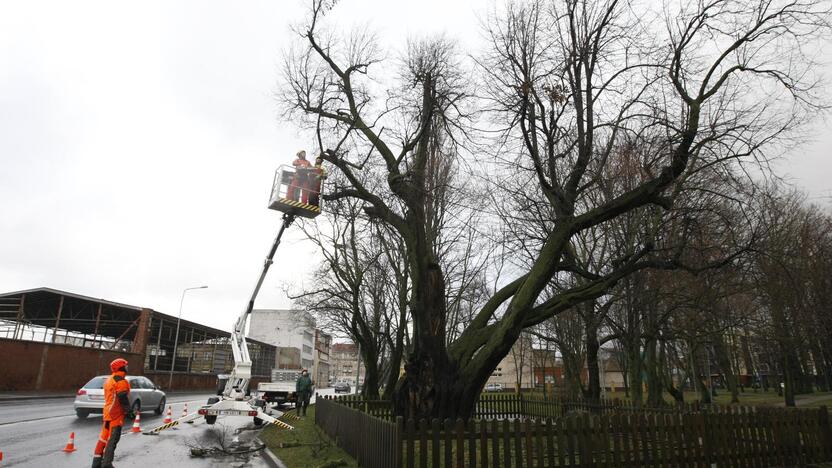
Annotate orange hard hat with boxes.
[110,358,129,373]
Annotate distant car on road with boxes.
[73,375,166,419]
[484,383,504,393]
[334,382,351,394]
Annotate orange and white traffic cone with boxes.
[182,403,194,423]
[163,405,173,424]
[131,412,142,433]
[62,432,77,452]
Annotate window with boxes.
[83,376,107,389]
[142,377,157,389]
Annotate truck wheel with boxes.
[205,397,220,424]
[253,417,263,426]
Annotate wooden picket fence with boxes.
[315,394,832,467]
[315,395,400,468]
[327,393,694,421]
[398,407,832,467]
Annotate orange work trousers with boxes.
[92,418,123,468]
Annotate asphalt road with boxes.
[0,393,272,468]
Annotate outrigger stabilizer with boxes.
[145,213,297,434]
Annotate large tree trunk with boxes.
[362,352,381,399]
[690,344,712,404]
[394,260,456,419]
[625,339,643,406]
[782,349,796,407]
[797,345,814,394]
[383,310,407,400]
[584,316,601,403]
[713,335,739,404]
[562,350,584,400]
[817,339,832,392]
[645,338,664,407]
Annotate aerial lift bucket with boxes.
[268,165,323,219]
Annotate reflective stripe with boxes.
[276,198,321,211]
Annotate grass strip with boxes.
[259,405,359,468]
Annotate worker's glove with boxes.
[126,410,136,421]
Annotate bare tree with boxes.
[281,0,828,419]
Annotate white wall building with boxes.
[249,309,316,371]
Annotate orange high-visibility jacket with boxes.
[103,371,131,423]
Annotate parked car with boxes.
[484,383,504,393]
[73,375,166,419]
[334,382,351,394]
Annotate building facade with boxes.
[313,329,332,385]
[332,342,364,385]
[486,336,535,390]
[248,309,316,371]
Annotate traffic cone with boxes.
[163,405,172,424]
[131,412,142,433]
[182,403,194,423]
[62,432,77,452]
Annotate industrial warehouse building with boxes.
[0,287,276,392]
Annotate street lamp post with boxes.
[168,285,208,390]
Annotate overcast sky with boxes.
[1,1,830,333]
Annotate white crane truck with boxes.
[144,165,322,434]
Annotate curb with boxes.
[257,437,288,468]
[0,394,75,401]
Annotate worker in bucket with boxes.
[91,358,133,468]
[307,155,327,206]
[295,368,313,417]
[287,150,312,202]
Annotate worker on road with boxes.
[307,155,327,206]
[91,358,133,468]
[296,369,313,417]
[287,150,312,202]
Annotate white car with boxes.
[484,383,504,392]
[73,375,167,419]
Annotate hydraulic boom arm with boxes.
[224,213,296,399]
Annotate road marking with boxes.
[0,397,210,426]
